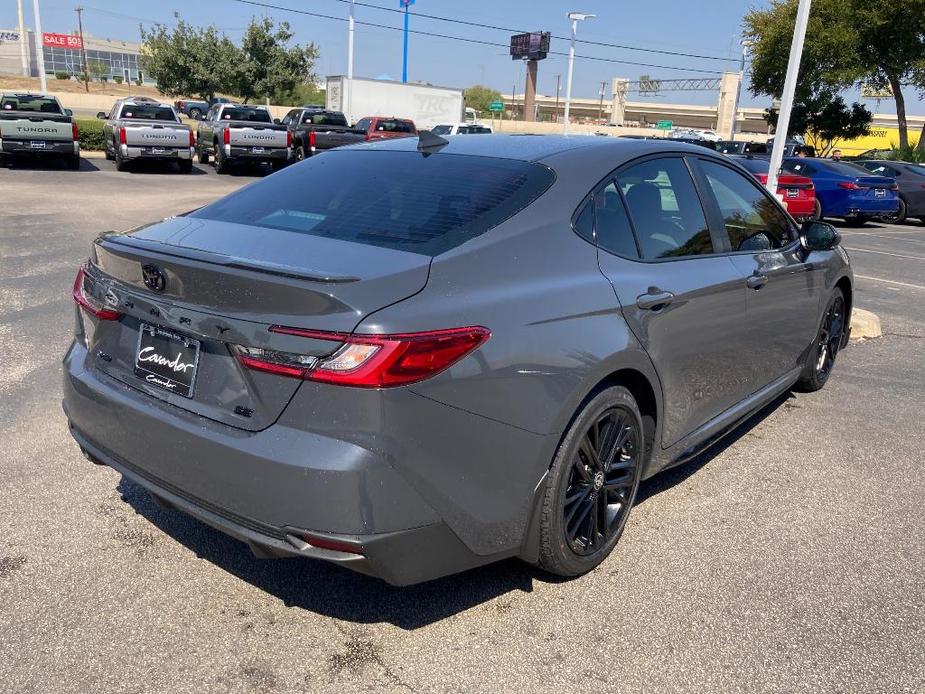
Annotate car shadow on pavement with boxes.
[114,391,793,630]
[4,156,100,172]
[120,161,209,176]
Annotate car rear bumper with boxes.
[228,146,290,162]
[62,340,524,585]
[838,195,899,218]
[123,145,193,161]
[1,139,78,156]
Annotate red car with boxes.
[730,155,816,221]
[354,116,417,141]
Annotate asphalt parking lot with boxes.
[1,156,923,694]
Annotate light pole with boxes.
[75,7,90,93]
[766,0,812,194]
[32,0,47,91]
[554,74,560,123]
[347,0,355,79]
[16,0,28,77]
[400,0,414,83]
[563,12,595,134]
[729,40,750,142]
[598,80,606,122]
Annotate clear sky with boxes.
[1,0,918,114]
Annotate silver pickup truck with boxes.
[195,103,290,174]
[99,99,194,173]
[0,92,79,169]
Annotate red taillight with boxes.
[72,122,79,140]
[890,183,899,191]
[308,131,316,148]
[223,127,230,145]
[118,126,126,145]
[72,266,122,320]
[286,129,292,148]
[234,326,491,388]
[838,181,862,190]
[188,130,195,147]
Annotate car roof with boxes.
[341,134,723,169]
[1,91,53,98]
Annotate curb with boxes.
[80,150,106,159]
[850,308,881,341]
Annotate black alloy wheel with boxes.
[538,386,644,577]
[295,145,306,161]
[797,288,846,391]
[887,198,908,224]
[563,407,639,556]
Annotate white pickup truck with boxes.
[195,103,291,174]
[0,92,80,169]
[99,99,194,173]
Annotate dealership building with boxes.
[0,28,154,84]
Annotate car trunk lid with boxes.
[83,216,430,431]
[121,121,190,149]
[227,122,288,149]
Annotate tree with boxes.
[744,0,925,150]
[86,59,108,83]
[463,85,502,116]
[765,92,872,156]
[234,18,319,104]
[140,20,240,101]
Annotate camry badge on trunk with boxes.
[142,264,166,292]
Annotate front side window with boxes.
[699,160,793,251]
[617,157,713,259]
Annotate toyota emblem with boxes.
[141,264,166,292]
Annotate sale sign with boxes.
[43,33,83,49]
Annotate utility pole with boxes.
[766,0,812,194]
[511,83,516,120]
[400,0,412,83]
[598,80,606,122]
[563,12,595,134]
[16,0,28,76]
[554,74,560,123]
[729,40,750,142]
[32,0,47,91]
[75,6,89,93]
[347,0,355,78]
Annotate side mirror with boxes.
[273,118,281,125]
[64,108,73,117]
[800,221,841,252]
[96,111,107,120]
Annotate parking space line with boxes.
[840,228,925,236]
[855,274,925,291]
[841,232,925,245]
[844,246,925,261]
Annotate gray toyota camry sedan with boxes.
[63,135,852,585]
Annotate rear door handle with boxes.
[636,289,675,311]
[746,273,769,290]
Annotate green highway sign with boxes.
[489,101,504,112]
[656,120,673,130]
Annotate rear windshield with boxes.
[374,119,415,133]
[221,107,271,123]
[304,112,348,126]
[822,160,877,177]
[191,150,555,256]
[431,125,452,135]
[735,158,769,174]
[1,95,62,114]
[903,164,925,177]
[119,104,178,121]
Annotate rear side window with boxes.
[191,151,555,256]
[221,107,271,122]
[1,95,61,113]
[120,105,178,121]
[594,182,638,258]
[376,119,415,133]
[431,125,452,135]
[617,157,714,260]
[354,118,372,132]
[783,160,815,176]
[699,160,793,251]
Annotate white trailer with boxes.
[326,76,465,130]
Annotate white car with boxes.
[431,123,493,135]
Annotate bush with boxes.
[113,76,124,84]
[886,144,925,163]
[54,71,71,80]
[75,118,106,151]
[134,79,143,86]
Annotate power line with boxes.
[229,0,724,75]
[325,0,733,63]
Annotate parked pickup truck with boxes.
[98,99,194,173]
[196,104,291,173]
[281,108,365,161]
[0,92,79,169]
[174,96,231,120]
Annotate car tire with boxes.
[538,385,644,578]
[842,216,868,227]
[214,144,229,174]
[888,198,908,224]
[295,145,307,162]
[114,148,128,172]
[796,287,847,393]
[810,198,822,222]
[197,145,209,165]
[104,143,114,161]
[189,108,202,120]
[178,159,193,174]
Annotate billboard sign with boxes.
[510,32,550,61]
[43,33,83,49]
[0,31,22,43]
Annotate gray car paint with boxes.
[855,160,925,218]
[63,135,852,585]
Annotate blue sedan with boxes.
[782,157,899,225]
